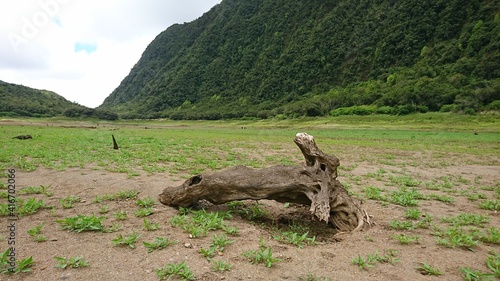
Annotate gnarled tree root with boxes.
[159,133,372,232]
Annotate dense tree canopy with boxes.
[98,0,498,119]
[0,80,118,120]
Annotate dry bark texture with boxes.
[159,133,370,232]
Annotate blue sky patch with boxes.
[74,42,97,54]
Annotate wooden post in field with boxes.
[112,134,119,150]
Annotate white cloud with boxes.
[0,0,221,108]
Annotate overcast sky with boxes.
[0,0,222,108]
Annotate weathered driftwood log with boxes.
[159,133,371,232]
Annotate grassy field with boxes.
[1,113,498,177]
[0,113,499,280]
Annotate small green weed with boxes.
[27,222,46,242]
[200,234,235,259]
[227,201,268,220]
[54,256,89,269]
[60,195,81,209]
[428,194,454,204]
[143,237,177,253]
[479,200,500,211]
[99,205,109,214]
[170,208,233,238]
[116,190,140,200]
[155,261,195,281]
[460,267,492,281]
[441,213,490,227]
[273,231,316,248]
[17,198,47,216]
[242,240,282,268]
[404,208,422,220]
[351,255,373,270]
[391,234,420,245]
[134,207,153,218]
[112,232,141,249]
[435,226,479,249]
[114,210,128,220]
[480,227,500,245]
[56,215,106,233]
[136,196,156,208]
[352,250,399,270]
[417,263,442,276]
[0,250,34,273]
[388,187,425,207]
[210,259,232,272]
[19,185,53,196]
[486,252,500,278]
[389,220,415,231]
[361,186,385,200]
[143,218,160,231]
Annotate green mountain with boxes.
[100,0,500,119]
[0,80,85,117]
[0,80,118,120]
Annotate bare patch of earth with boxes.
[1,159,499,281]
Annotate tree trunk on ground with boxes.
[159,133,371,232]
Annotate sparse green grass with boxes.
[135,207,153,218]
[142,218,160,231]
[352,250,399,270]
[19,185,53,196]
[242,239,282,268]
[428,193,455,204]
[99,205,109,214]
[361,185,385,200]
[441,213,490,227]
[60,195,81,209]
[389,220,415,231]
[155,261,195,281]
[112,232,141,249]
[480,227,500,245]
[404,208,422,220]
[54,256,89,269]
[170,208,234,238]
[27,222,46,242]
[417,263,443,276]
[227,201,269,220]
[479,200,500,211]
[210,259,232,272]
[17,198,48,216]
[136,196,156,208]
[271,222,317,248]
[460,252,500,280]
[200,233,235,259]
[56,214,106,233]
[0,250,34,274]
[143,237,177,253]
[391,234,420,245]
[387,187,425,207]
[114,210,128,220]
[435,226,480,249]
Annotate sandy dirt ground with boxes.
[1,155,499,280]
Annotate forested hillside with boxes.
[99,0,500,119]
[0,80,118,120]
[0,80,84,117]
